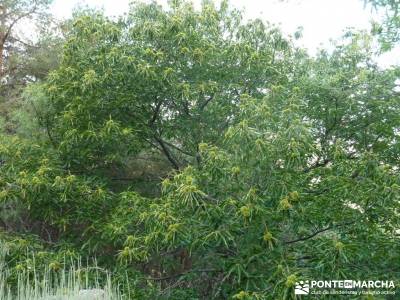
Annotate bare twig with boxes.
[284,221,355,245]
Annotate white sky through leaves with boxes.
[50,0,399,67]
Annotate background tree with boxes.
[365,0,400,49]
[0,0,63,133]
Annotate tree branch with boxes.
[161,139,194,157]
[149,98,163,125]
[154,135,180,170]
[303,158,330,173]
[199,94,215,111]
[146,269,219,281]
[284,221,355,245]
[2,5,38,45]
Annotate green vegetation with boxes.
[0,0,399,299]
[0,244,125,300]
[366,0,400,48]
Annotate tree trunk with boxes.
[0,5,6,78]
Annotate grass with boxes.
[0,246,129,300]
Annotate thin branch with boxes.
[2,5,38,45]
[9,36,40,48]
[44,116,57,148]
[146,269,219,281]
[149,98,163,125]
[111,177,159,181]
[285,226,332,244]
[303,158,330,173]
[284,221,355,245]
[161,139,194,157]
[202,194,219,202]
[30,101,57,148]
[199,94,215,111]
[154,135,180,170]
[143,137,163,152]
[303,187,329,196]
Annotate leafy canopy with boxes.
[0,0,399,299]
[45,1,295,171]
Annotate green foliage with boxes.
[365,0,400,49]
[45,1,294,171]
[0,1,399,299]
[102,92,399,298]
[0,135,114,241]
[0,0,64,133]
[10,84,52,140]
